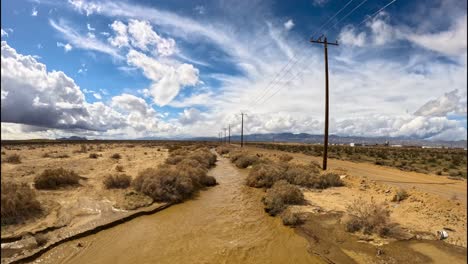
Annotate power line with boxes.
[310,0,356,38]
[245,0,361,111]
[326,0,369,32]
[358,0,398,27]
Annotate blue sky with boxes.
[1,0,467,140]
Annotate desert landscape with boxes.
[1,141,466,263]
[2,0,467,263]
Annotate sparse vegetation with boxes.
[245,160,343,189]
[34,168,80,189]
[3,153,21,164]
[344,197,391,237]
[249,143,467,178]
[262,180,304,216]
[278,154,293,162]
[103,174,132,189]
[111,153,122,159]
[1,182,42,225]
[89,153,99,159]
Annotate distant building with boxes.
[350,143,355,147]
[391,144,403,148]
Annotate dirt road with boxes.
[246,146,467,203]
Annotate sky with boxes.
[1,0,467,140]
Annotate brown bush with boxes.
[34,168,80,189]
[315,172,343,189]
[281,209,302,226]
[262,180,304,216]
[1,182,42,225]
[111,153,122,159]
[133,167,194,203]
[187,148,217,168]
[215,146,230,155]
[177,159,217,186]
[103,174,132,189]
[166,155,185,165]
[89,153,99,159]
[392,188,409,202]
[344,197,391,236]
[4,153,21,164]
[246,161,286,188]
[283,164,319,187]
[115,165,124,172]
[278,154,293,162]
[234,154,259,168]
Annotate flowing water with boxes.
[35,154,323,264]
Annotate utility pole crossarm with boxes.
[310,39,339,46]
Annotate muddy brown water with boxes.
[33,154,323,264]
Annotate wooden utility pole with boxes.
[240,113,246,147]
[310,35,338,170]
[228,124,231,144]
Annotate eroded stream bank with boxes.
[33,153,323,264]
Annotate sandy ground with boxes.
[241,145,467,248]
[245,145,467,203]
[1,143,167,262]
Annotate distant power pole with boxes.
[310,35,338,170]
[240,112,247,147]
[228,124,231,144]
[223,128,227,144]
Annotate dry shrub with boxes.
[1,151,5,155]
[133,166,195,203]
[116,165,124,172]
[56,154,70,159]
[215,146,230,155]
[344,197,391,236]
[392,188,409,202]
[246,161,286,188]
[176,159,217,187]
[166,148,216,169]
[262,180,304,216]
[103,174,132,189]
[281,209,302,226]
[134,149,217,203]
[4,154,21,164]
[89,153,99,159]
[234,154,259,168]
[34,168,80,189]
[1,182,42,225]
[166,155,185,165]
[278,154,293,162]
[111,153,122,159]
[316,172,343,189]
[283,164,319,187]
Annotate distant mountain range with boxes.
[51,133,466,148]
[56,136,88,141]
[191,133,467,148]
